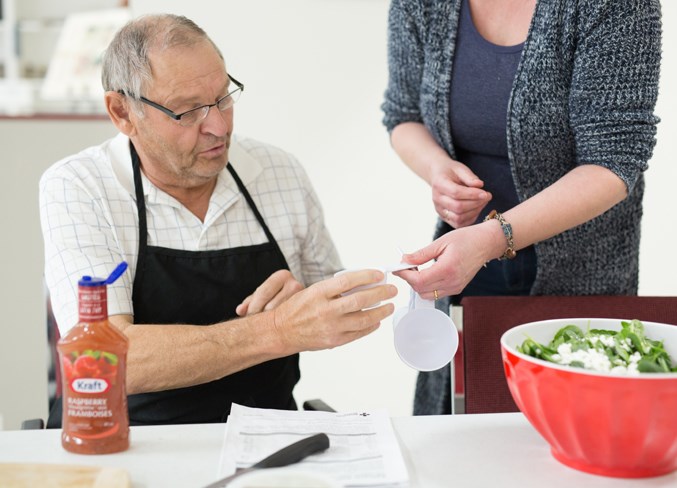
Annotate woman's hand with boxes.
[394,223,501,299]
[390,122,491,228]
[430,158,492,228]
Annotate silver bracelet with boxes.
[484,210,517,260]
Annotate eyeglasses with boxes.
[132,74,244,127]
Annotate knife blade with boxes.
[202,432,330,488]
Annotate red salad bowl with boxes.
[501,318,677,478]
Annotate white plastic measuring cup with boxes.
[334,263,417,308]
[333,268,388,308]
[334,268,387,294]
[393,289,459,371]
[334,263,458,370]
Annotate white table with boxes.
[0,413,675,487]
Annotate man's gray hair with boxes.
[101,14,223,99]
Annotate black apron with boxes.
[48,144,299,427]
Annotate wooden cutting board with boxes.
[0,463,130,488]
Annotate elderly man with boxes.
[39,14,395,426]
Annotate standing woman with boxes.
[382,0,662,415]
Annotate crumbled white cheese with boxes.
[554,340,641,374]
[556,343,612,371]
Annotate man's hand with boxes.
[236,269,304,316]
[111,270,397,394]
[272,269,397,354]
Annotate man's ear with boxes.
[105,91,138,136]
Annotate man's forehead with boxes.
[149,39,222,70]
[147,43,227,97]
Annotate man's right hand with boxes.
[113,270,396,394]
[272,269,397,353]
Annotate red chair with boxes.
[460,295,677,414]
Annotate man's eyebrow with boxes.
[167,83,230,108]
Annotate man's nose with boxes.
[200,106,231,137]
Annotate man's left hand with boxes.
[236,270,305,316]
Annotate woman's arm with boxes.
[398,164,627,299]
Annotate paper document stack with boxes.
[219,404,409,487]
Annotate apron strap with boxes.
[130,143,149,288]
[226,163,286,261]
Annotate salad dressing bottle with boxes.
[57,262,130,454]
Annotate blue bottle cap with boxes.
[78,275,108,287]
[78,262,128,287]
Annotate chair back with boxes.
[461,295,677,414]
[47,297,62,407]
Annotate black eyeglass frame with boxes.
[121,74,244,125]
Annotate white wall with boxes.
[0,119,118,430]
[1,0,675,429]
[639,1,677,295]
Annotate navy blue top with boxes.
[450,0,523,218]
[447,0,536,301]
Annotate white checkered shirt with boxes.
[40,133,342,333]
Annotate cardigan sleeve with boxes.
[381,0,426,133]
[568,0,661,191]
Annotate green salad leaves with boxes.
[518,320,677,373]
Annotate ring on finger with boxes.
[433,289,439,300]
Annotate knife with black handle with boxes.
[202,433,330,487]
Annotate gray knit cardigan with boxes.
[382,0,661,415]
